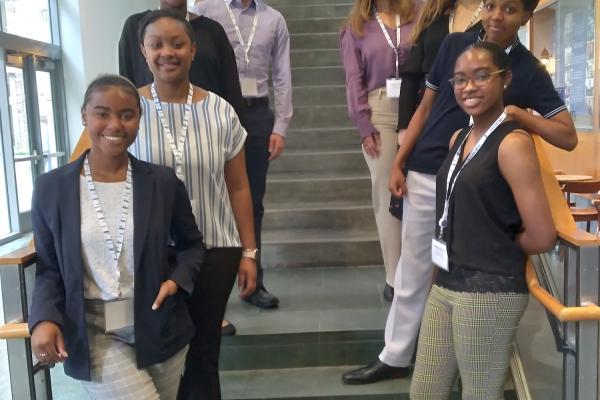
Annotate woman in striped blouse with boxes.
[129,9,257,399]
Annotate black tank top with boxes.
[434,120,527,293]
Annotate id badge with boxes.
[240,77,258,97]
[386,78,402,98]
[431,238,449,271]
[104,299,134,333]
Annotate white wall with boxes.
[58,0,157,151]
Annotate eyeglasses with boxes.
[449,69,505,90]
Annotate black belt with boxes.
[243,97,269,108]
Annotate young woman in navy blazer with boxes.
[29,75,205,399]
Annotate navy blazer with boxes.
[28,151,205,381]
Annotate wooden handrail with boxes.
[526,259,600,322]
[0,323,30,339]
[532,135,600,247]
[0,243,36,266]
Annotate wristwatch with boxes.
[242,248,258,260]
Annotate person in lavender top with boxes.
[340,0,420,305]
[193,0,292,310]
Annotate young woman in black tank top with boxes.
[410,42,556,399]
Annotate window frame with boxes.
[0,0,66,245]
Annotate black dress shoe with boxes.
[243,287,279,309]
[221,321,236,336]
[342,359,410,384]
[383,283,394,302]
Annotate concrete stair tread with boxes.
[221,366,410,399]
[224,267,389,337]
[221,366,516,400]
[279,148,361,156]
[263,228,378,244]
[267,172,368,182]
[265,201,371,212]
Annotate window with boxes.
[0,0,66,241]
[2,0,52,43]
[531,0,595,131]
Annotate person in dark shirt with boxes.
[397,0,484,132]
[118,0,246,127]
[390,0,482,222]
[410,41,556,400]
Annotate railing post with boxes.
[576,245,600,399]
[0,264,35,400]
[563,243,578,400]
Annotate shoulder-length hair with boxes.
[345,0,417,37]
[410,0,455,43]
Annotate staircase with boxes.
[262,1,381,270]
[219,1,395,399]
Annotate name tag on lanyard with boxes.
[431,238,449,271]
[240,77,258,97]
[375,10,402,99]
[386,78,402,98]
[104,298,134,333]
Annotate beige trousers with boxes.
[362,88,402,286]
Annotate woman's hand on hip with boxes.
[238,258,257,299]
[389,166,407,198]
[362,133,381,159]
[152,279,178,310]
[31,321,68,364]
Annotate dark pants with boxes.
[178,247,241,400]
[244,104,275,288]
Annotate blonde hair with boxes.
[346,0,417,37]
[410,0,454,43]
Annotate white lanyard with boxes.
[83,155,132,296]
[374,10,401,78]
[151,82,194,181]
[224,0,259,66]
[448,1,484,33]
[438,112,507,238]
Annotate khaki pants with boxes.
[362,88,402,286]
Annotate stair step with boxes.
[222,267,388,369]
[291,49,343,68]
[285,128,358,151]
[266,201,370,211]
[287,17,346,35]
[292,66,345,86]
[277,4,353,19]
[291,32,340,50]
[287,84,346,107]
[221,366,409,399]
[265,174,371,204]
[263,204,375,231]
[261,229,382,268]
[222,331,384,371]
[289,105,351,130]
[269,149,366,176]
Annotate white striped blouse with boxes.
[130,92,247,249]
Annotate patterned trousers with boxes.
[410,285,529,400]
[80,301,188,399]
